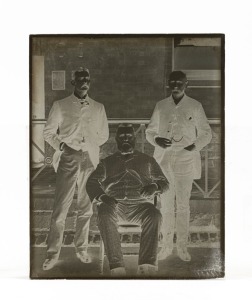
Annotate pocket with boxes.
[52,150,63,172]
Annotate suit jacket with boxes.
[86,150,169,202]
[44,94,109,170]
[145,94,212,179]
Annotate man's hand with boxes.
[99,194,118,208]
[184,144,196,151]
[155,137,172,149]
[140,183,158,199]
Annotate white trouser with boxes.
[160,149,194,250]
[47,147,94,257]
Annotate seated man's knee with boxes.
[154,208,162,223]
[97,202,116,217]
[145,203,162,223]
[97,202,118,228]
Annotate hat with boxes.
[169,70,187,81]
[116,123,135,135]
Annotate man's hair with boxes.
[71,67,90,81]
[116,123,135,136]
[169,70,187,81]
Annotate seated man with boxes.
[86,124,169,277]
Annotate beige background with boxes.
[0,0,252,298]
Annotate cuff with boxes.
[154,135,160,146]
[59,142,65,151]
[192,142,200,151]
[152,182,161,192]
[96,193,106,201]
[52,137,62,150]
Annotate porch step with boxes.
[31,191,222,249]
[31,228,221,248]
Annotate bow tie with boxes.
[74,93,89,105]
[79,99,89,106]
[76,95,89,106]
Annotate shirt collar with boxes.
[72,93,91,104]
[169,93,188,107]
[115,150,138,160]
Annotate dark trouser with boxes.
[97,201,162,270]
[46,145,94,258]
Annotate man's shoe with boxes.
[76,250,92,263]
[110,267,126,277]
[137,264,158,276]
[42,256,58,271]
[177,247,191,262]
[158,247,173,260]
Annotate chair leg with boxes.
[99,238,105,275]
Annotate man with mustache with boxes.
[86,124,169,277]
[42,67,109,270]
[146,71,212,262]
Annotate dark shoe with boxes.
[137,264,158,276]
[110,267,126,277]
[76,250,92,263]
[42,256,58,271]
[177,247,191,261]
[158,246,173,260]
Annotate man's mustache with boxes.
[120,142,133,153]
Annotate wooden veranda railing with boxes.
[31,118,221,199]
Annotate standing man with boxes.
[43,67,109,270]
[146,71,212,261]
[86,124,169,277]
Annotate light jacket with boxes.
[44,94,109,171]
[145,94,212,179]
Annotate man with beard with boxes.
[86,124,169,277]
[146,71,212,262]
[42,67,109,270]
